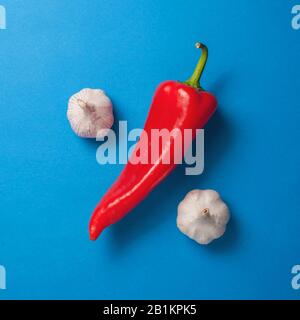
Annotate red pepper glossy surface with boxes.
[89,43,217,240]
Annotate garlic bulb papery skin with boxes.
[177,190,230,245]
[67,88,114,138]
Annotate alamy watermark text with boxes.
[0,265,6,290]
[292,265,300,290]
[95,121,204,176]
[0,5,6,29]
[292,5,300,29]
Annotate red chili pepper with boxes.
[89,42,217,240]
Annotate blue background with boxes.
[0,0,299,300]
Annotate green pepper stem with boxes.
[184,42,208,90]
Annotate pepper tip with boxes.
[89,234,97,241]
[89,225,99,241]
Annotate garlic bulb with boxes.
[67,88,114,138]
[177,189,230,245]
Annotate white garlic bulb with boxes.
[67,88,114,138]
[177,189,230,245]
